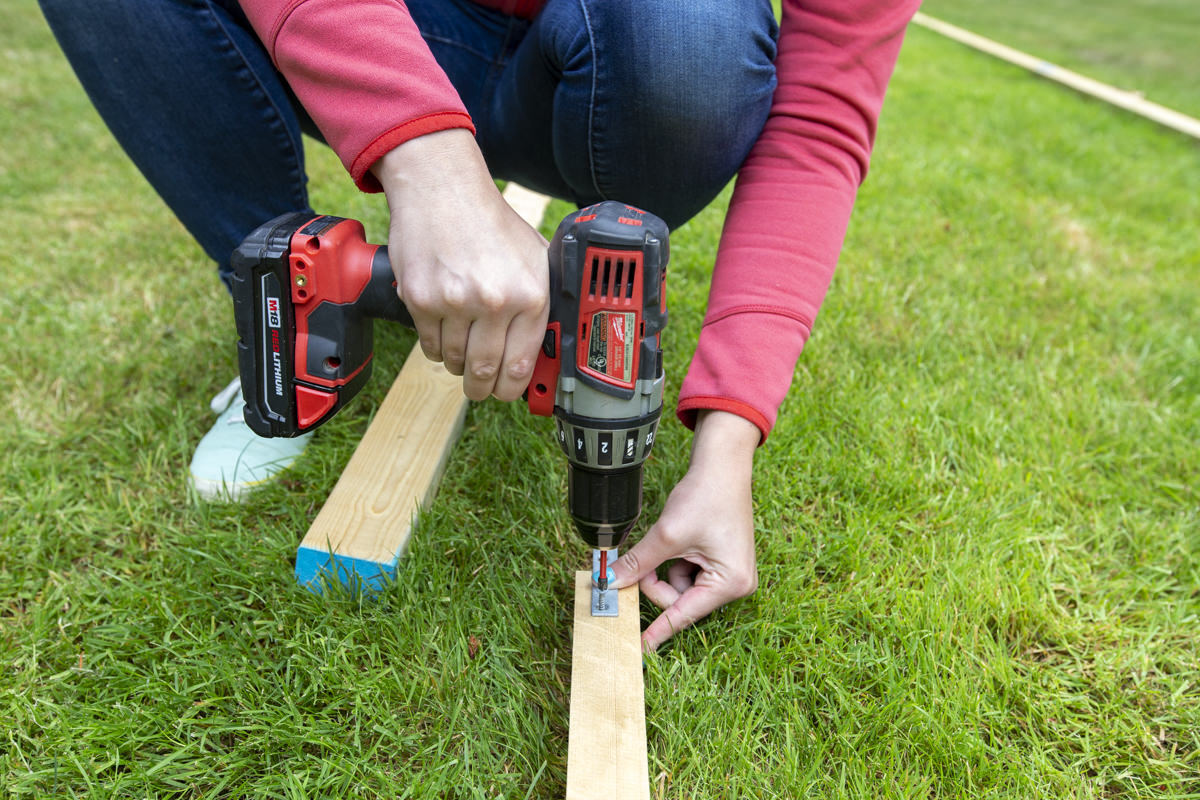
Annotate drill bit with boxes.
[591,548,618,617]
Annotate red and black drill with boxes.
[231,201,668,605]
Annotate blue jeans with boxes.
[39,0,778,286]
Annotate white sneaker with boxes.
[188,377,312,500]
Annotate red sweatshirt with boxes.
[241,0,919,442]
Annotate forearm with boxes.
[678,0,920,441]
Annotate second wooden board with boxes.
[566,571,650,800]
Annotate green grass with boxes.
[3,1,1199,797]
[920,0,1200,119]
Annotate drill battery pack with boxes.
[230,212,410,438]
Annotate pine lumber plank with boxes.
[566,571,650,800]
[294,345,468,590]
[295,184,550,591]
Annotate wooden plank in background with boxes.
[912,12,1200,141]
[502,181,555,226]
[566,571,650,800]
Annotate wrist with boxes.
[371,128,489,196]
[689,409,758,477]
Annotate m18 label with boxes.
[266,296,282,329]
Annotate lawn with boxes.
[2,1,1198,798]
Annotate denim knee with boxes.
[545,0,779,228]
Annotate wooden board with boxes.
[566,571,650,800]
[294,343,467,591]
[295,184,550,592]
[912,12,1200,141]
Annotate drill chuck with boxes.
[568,464,643,549]
[554,406,661,549]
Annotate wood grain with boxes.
[566,571,650,800]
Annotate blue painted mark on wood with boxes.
[295,545,400,595]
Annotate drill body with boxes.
[528,205,668,551]
[231,201,668,555]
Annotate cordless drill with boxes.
[230,201,669,589]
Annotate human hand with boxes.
[372,128,549,402]
[609,410,761,651]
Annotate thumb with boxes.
[610,525,677,589]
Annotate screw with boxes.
[294,275,308,287]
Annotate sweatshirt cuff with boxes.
[676,397,771,445]
[677,306,812,445]
[241,0,475,193]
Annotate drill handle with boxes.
[363,246,413,326]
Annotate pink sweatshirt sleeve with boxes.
[676,0,920,442]
[240,0,476,192]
